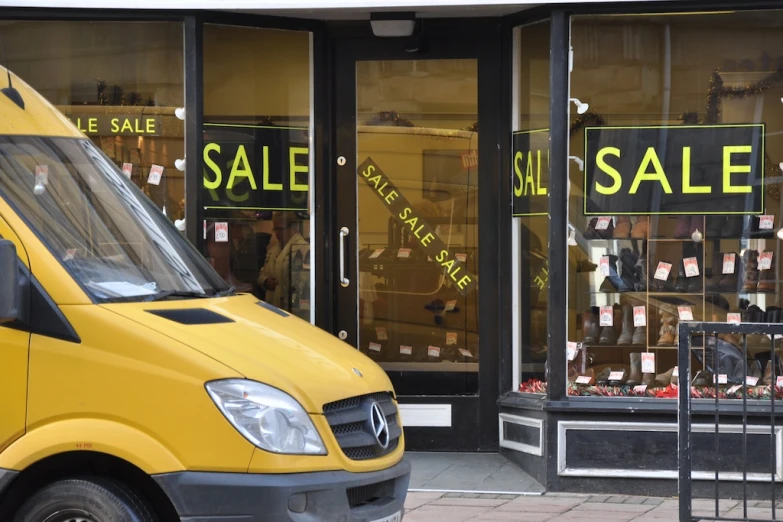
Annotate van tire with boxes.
[13,477,156,522]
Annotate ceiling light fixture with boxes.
[370,12,417,37]
[570,98,590,114]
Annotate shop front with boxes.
[3,0,783,495]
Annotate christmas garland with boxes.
[569,111,606,136]
[364,111,415,127]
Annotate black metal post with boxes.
[184,16,203,251]
[678,320,692,522]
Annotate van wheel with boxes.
[13,477,155,522]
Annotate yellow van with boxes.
[0,66,409,522]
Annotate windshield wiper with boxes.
[214,286,236,297]
[143,290,210,302]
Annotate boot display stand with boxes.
[566,214,783,397]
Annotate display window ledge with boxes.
[500,391,783,417]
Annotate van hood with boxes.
[101,294,394,413]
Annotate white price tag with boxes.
[203,220,207,240]
[300,299,310,311]
[727,313,741,325]
[567,342,579,361]
[427,346,441,358]
[760,215,775,230]
[713,374,728,384]
[633,306,647,327]
[375,327,388,341]
[121,162,133,179]
[446,332,457,345]
[728,384,742,394]
[397,248,411,258]
[673,366,679,377]
[642,353,656,374]
[595,216,612,230]
[654,262,672,281]
[599,255,610,276]
[459,348,474,358]
[723,253,736,274]
[633,385,648,393]
[760,251,773,271]
[63,249,77,261]
[369,248,384,259]
[683,257,700,277]
[746,376,759,386]
[599,306,614,326]
[608,371,625,381]
[369,342,382,352]
[777,376,783,387]
[575,375,593,385]
[35,165,48,185]
[456,253,467,263]
[399,345,412,355]
[678,306,694,321]
[214,222,229,242]
[148,164,163,185]
[445,300,457,312]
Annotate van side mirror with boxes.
[0,239,19,324]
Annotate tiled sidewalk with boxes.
[403,491,783,521]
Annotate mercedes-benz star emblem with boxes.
[369,401,390,449]
[353,368,363,377]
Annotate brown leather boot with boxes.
[758,252,776,293]
[642,371,656,386]
[627,353,642,385]
[631,216,649,239]
[657,312,676,346]
[617,304,634,345]
[613,216,632,238]
[656,367,674,386]
[719,252,740,292]
[583,308,601,344]
[706,251,724,292]
[741,250,760,292]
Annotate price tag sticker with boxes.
[642,353,656,374]
[399,345,413,355]
[445,300,457,312]
[300,299,310,311]
[63,248,77,261]
[727,313,741,325]
[148,164,163,185]
[723,253,736,274]
[456,253,467,263]
[684,257,700,277]
[34,165,49,185]
[369,248,384,259]
[397,248,411,259]
[760,215,775,230]
[369,342,382,352]
[714,374,728,384]
[654,262,672,281]
[777,376,783,387]
[760,251,773,271]
[608,371,625,381]
[673,366,679,377]
[595,216,612,230]
[599,255,610,276]
[633,385,648,393]
[459,348,474,358]
[427,346,441,358]
[567,342,579,361]
[728,384,742,394]
[633,306,647,327]
[214,222,229,243]
[678,306,694,321]
[575,375,593,385]
[746,376,759,386]
[446,332,458,345]
[121,162,133,179]
[375,327,388,341]
[599,306,614,326]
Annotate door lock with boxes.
[338,330,348,340]
[337,156,346,166]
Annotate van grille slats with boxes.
[323,392,401,461]
[347,479,396,508]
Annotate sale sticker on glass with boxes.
[459,348,474,358]
[633,306,647,327]
[746,376,759,386]
[715,374,728,384]
[596,216,612,230]
[642,353,656,374]
[446,332,458,346]
[567,342,579,361]
[369,342,382,352]
[760,251,773,270]
[369,248,384,259]
[723,253,736,274]
[35,165,48,186]
[121,163,133,179]
[214,222,229,243]
[654,262,672,281]
[599,255,610,276]
[148,164,163,186]
[678,306,694,321]
[397,248,411,259]
[399,345,412,355]
[728,313,741,325]
[760,215,775,230]
[683,257,700,277]
[456,253,467,263]
[608,371,625,381]
[445,300,457,312]
[375,327,388,341]
[427,346,441,358]
[576,375,593,384]
[600,306,614,326]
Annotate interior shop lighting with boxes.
[777,227,783,241]
[174,107,186,120]
[570,98,589,114]
[569,156,584,172]
[370,12,417,37]
[567,225,578,246]
[175,158,186,172]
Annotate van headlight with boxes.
[206,379,326,455]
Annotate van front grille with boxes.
[323,392,401,461]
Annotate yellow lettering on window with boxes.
[723,145,753,193]
[682,147,711,194]
[595,147,622,195]
[289,147,309,191]
[228,145,258,190]
[203,143,222,190]
[629,147,672,195]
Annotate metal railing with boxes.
[678,321,783,522]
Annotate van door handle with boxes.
[339,226,350,288]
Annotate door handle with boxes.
[339,226,350,288]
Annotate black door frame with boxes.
[327,19,506,451]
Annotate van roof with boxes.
[0,66,83,139]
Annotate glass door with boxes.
[334,35,486,451]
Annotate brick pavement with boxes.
[403,491,783,521]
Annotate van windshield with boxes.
[0,135,230,302]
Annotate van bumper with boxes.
[153,458,411,522]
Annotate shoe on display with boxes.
[608,368,628,386]
[596,367,612,385]
[613,216,632,238]
[758,252,776,293]
[600,255,634,293]
[657,312,677,346]
[674,216,691,239]
[718,252,740,292]
[706,251,724,293]
[741,250,760,293]
[583,307,602,344]
[692,370,713,387]
[724,215,743,238]
[575,368,596,386]
[674,260,687,292]
[650,261,674,292]
[599,324,618,345]
[584,217,601,239]
[619,249,640,290]
[627,352,642,386]
[656,367,675,386]
[706,216,726,238]
[617,303,634,345]
[632,325,647,346]
[631,216,649,239]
